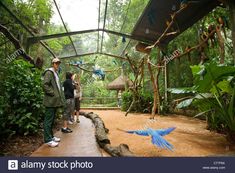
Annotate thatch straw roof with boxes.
[107,75,132,90]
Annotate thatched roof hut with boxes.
[107,75,132,90]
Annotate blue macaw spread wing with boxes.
[126,130,149,136]
[155,127,176,136]
[122,127,175,151]
[151,133,174,151]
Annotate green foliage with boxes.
[168,87,196,94]
[0,59,44,138]
[121,91,133,111]
[121,91,153,113]
[169,62,235,135]
[13,0,52,27]
[191,63,235,92]
[176,98,194,109]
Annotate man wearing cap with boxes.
[42,57,64,147]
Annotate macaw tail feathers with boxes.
[126,130,149,136]
[117,128,149,136]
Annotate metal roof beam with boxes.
[99,52,127,61]
[60,52,97,59]
[28,29,152,44]
[28,29,99,44]
[59,51,127,61]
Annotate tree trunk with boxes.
[35,17,44,68]
[125,95,136,116]
[80,112,110,147]
[216,25,225,64]
[0,24,35,66]
[147,58,158,119]
[80,111,135,156]
[228,0,235,65]
[104,144,135,157]
[155,67,161,114]
[124,54,143,116]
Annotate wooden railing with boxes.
[81,97,118,107]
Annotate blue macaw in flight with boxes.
[119,127,176,151]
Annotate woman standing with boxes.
[61,72,74,133]
[73,74,82,123]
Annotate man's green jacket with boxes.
[43,69,64,107]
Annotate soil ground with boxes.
[1,109,235,157]
[89,110,235,157]
[0,121,62,156]
[0,133,43,156]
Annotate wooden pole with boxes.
[216,25,225,64]
[164,61,168,102]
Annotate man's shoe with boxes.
[61,128,73,133]
[46,141,59,147]
[52,136,61,142]
[68,120,73,125]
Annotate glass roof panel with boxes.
[121,0,150,34]
[49,2,67,34]
[98,0,106,29]
[105,0,150,35]
[52,0,99,32]
[101,32,130,56]
[71,32,98,55]
[45,36,76,57]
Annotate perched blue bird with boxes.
[180,0,188,8]
[180,0,200,9]
[118,127,176,151]
[72,60,83,66]
[93,69,105,80]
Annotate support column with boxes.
[159,45,169,105]
[164,60,168,102]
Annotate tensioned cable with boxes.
[100,0,108,53]
[97,0,101,53]
[53,0,78,55]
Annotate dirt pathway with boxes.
[31,109,235,157]
[89,110,235,157]
[31,116,103,157]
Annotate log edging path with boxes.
[80,111,135,157]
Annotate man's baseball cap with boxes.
[52,57,61,63]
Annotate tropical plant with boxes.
[0,59,44,138]
[168,62,235,139]
[121,90,153,113]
